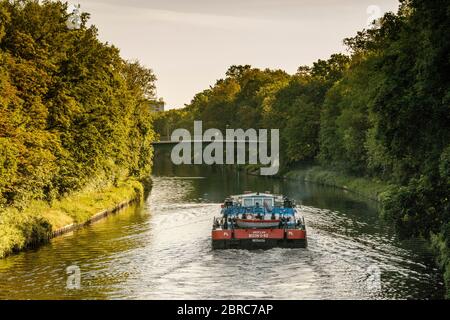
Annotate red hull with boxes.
[212,228,307,249]
[212,229,306,240]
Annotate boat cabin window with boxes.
[263,198,273,209]
[254,198,263,207]
[242,197,274,208]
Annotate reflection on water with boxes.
[0,146,444,299]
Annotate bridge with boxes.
[152,139,261,145]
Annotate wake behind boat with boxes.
[212,192,307,249]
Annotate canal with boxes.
[0,145,444,299]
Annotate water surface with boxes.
[0,147,444,299]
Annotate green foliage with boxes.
[153,0,450,293]
[0,207,52,258]
[430,225,450,298]
[156,56,348,166]
[0,0,158,255]
[0,177,143,258]
[380,175,449,239]
[318,53,383,174]
[0,0,157,209]
[285,166,390,201]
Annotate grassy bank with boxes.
[283,166,391,201]
[0,178,145,259]
[431,231,450,298]
[281,165,449,298]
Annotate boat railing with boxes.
[222,206,295,216]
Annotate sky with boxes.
[71,0,400,109]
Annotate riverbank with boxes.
[0,178,146,259]
[244,164,390,201]
[431,231,450,299]
[265,165,449,298]
[282,166,390,201]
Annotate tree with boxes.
[0,0,157,207]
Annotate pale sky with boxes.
[71,0,399,109]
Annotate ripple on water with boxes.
[0,175,444,299]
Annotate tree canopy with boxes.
[0,0,157,209]
[154,1,450,288]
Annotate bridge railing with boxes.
[153,139,261,144]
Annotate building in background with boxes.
[149,98,165,112]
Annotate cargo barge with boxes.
[211,192,307,249]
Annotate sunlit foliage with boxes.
[0,0,157,209]
[154,0,450,295]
